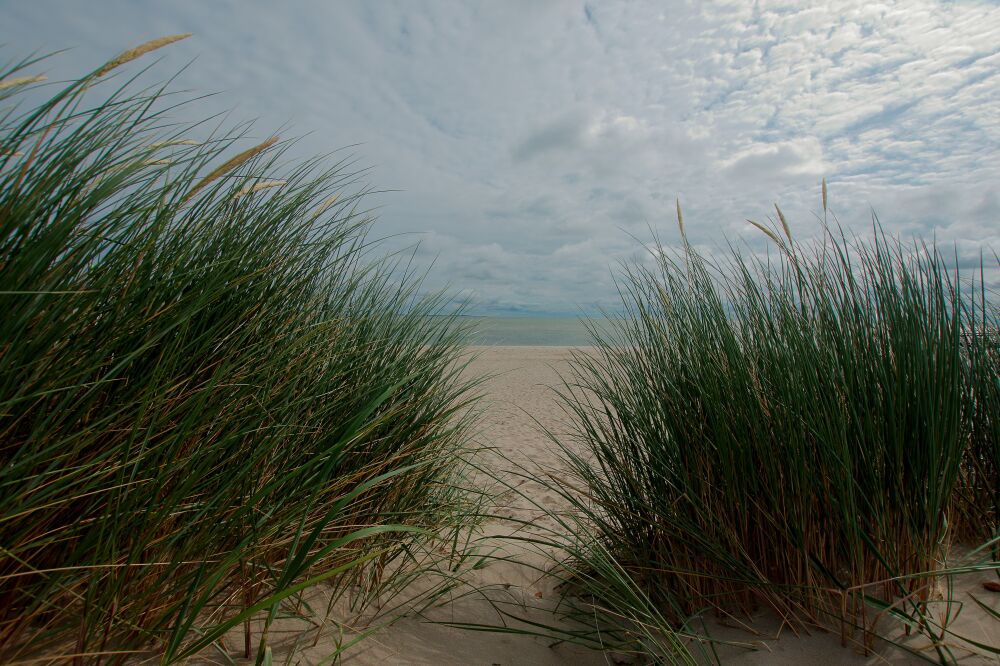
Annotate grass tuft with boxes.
[0,45,482,663]
[527,205,998,662]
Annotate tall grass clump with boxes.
[953,256,1000,547]
[544,199,999,660]
[0,42,481,663]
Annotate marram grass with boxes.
[0,44,483,663]
[500,202,998,664]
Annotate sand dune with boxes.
[215,346,998,665]
[335,347,609,665]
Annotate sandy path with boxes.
[340,347,999,666]
[215,347,998,665]
[332,346,611,666]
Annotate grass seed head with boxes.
[775,204,791,243]
[311,194,340,219]
[183,136,279,203]
[234,179,286,199]
[94,34,192,78]
[747,219,783,246]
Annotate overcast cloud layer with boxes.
[4,1,999,314]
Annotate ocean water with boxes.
[464,316,609,346]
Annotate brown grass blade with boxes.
[747,219,783,246]
[149,139,200,149]
[94,34,192,78]
[775,204,792,243]
[233,179,286,199]
[183,136,278,204]
[0,75,47,91]
[311,194,340,219]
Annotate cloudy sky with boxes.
[4,1,999,314]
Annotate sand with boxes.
[333,346,609,666]
[210,346,999,665]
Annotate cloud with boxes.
[720,138,826,181]
[512,114,588,162]
[4,0,999,313]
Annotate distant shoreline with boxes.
[459,315,611,346]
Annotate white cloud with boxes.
[720,138,826,181]
[4,0,999,312]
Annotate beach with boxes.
[202,346,607,665]
[198,345,999,665]
[7,25,1000,665]
[335,346,999,666]
[336,346,609,665]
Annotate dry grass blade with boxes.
[150,139,201,149]
[676,198,685,239]
[93,34,192,78]
[0,75,47,91]
[234,179,286,199]
[183,136,279,203]
[746,219,783,246]
[311,194,340,219]
[775,204,791,243]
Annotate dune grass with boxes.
[498,202,999,663]
[0,44,483,663]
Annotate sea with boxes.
[463,316,611,346]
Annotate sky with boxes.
[3,1,999,315]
